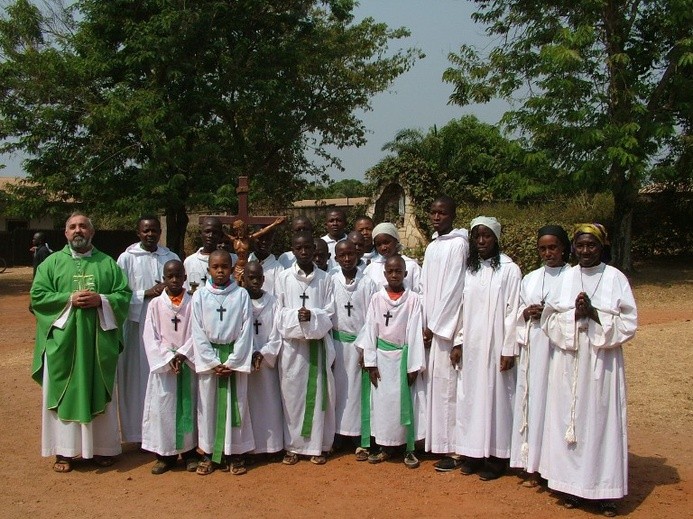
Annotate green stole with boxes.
[300,339,328,438]
[332,329,371,449]
[211,342,241,463]
[376,337,415,452]
[175,362,194,450]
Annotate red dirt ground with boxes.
[0,261,690,518]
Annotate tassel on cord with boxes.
[519,321,531,465]
[565,322,579,445]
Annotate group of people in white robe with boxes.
[110,203,636,516]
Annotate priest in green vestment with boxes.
[31,213,131,472]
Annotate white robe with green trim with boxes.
[275,265,336,456]
[192,281,254,455]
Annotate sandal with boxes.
[367,449,391,464]
[151,460,174,475]
[600,501,617,517]
[93,455,115,468]
[354,447,369,462]
[229,456,247,475]
[196,457,216,476]
[282,452,299,465]
[563,495,583,509]
[310,454,327,465]
[53,456,72,473]
[184,457,199,473]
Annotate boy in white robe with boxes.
[540,224,636,516]
[117,216,179,443]
[330,240,378,459]
[356,255,426,469]
[191,250,254,475]
[421,197,468,472]
[454,217,521,481]
[184,217,237,292]
[248,229,284,295]
[277,215,314,269]
[510,225,570,485]
[354,216,378,265]
[141,260,199,474]
[244,262,284,456]
[275,231,336,465]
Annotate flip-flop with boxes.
[53,456,72,473]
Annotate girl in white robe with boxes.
[540,224,636,516]
[363,222,421,293]
[510,225,571,484]
[454,216,522,480]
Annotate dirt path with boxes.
[0,263,691,518]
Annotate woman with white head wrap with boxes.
[539,224,636,516]
[454,216,522,481]
[363,223,422,293]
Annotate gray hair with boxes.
[65,212,95,231]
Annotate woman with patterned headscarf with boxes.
[362,222,422,293]
[540,224,637,517]
[454,217,522,481]
[510,225,571,487]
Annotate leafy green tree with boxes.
[0,0,419,253]
[366,115,556,234]
[443,0,692,271]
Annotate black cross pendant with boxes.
[253,319,261,335]
[171,315,181,332]
[299,292,309,306]
[216,305,226,321]
[344,301,354,317]
[383,310,393,326]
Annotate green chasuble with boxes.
[31,245,131,424]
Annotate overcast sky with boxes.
[1,0,509,181]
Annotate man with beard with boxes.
[31,213,131,472]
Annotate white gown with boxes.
[330,270,378,436]
[117,242,179,443]
[247,292,284,454]
[356,288,426,448]
[454,254,521,459]
[363,254,422,293]
[248,253,284,296]
[510,264,569,472]
[141,291,197,456]
[540,264,637,499]
[192,280,254,457]
[275,264,336,456]
[421,229,468,454]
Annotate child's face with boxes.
[473,225,497,260]
[335,243,357,271]
[243,265,265,296]
[292,236,316,268]
[374,234,399,258]
[384,257,407,290]
[254,232,274,257]
[207,254,233,285]
[347,233,365,259]
[355,219,373,244]
[326,212,346,237]
[313,246,330,270]
[163,264,186,295]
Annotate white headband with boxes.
[470,216,501,240]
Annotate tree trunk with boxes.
[611,177,637,273]
[165,205,189,258]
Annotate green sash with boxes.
[332,330,371,448]
[175,362,194,451]
[300,339,328,438]
[211,342,241,463]
[376,337,415,452]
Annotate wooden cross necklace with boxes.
[341,274,357,317]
